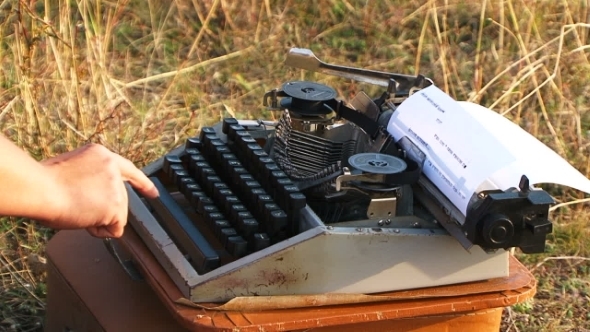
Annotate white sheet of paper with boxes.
[386,85,590,214]
[458,101,590,195]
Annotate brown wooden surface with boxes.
[45,228,536,331]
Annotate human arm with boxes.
[0,134,158,238]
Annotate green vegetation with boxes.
[1,0,589,331]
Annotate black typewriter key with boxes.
[188,154,206,174]
[212,145,232,166]
[206,137,225,150]
[288,192,307,211]
[225,159,242,172]
[178,177,196,195]
[163,155,182,175]
[251,189,267,208]
[224,196,241,213]
[205,213,226,227]
[189,191,209,208]
[236,136,257,152]
[212,182,228,197]
[236,211,254,229]
[200,135,219,159]
[246,142,262,151]
[252,150,269,166]
[220,154,239,175]
[276,177,294,187]
[228,204,248,224]
[227,124,246,142]
[271,170,288,185]
[212,141,230,152]
[199,203,219,216]
[245,143,262,157]
[172,169,188,185]
[221,153,237,161]
[171,169,190,187]
[217,188,234,201]
[281,185,300,206]
[240,218,259,237]
[219,228,238,246]
[232,136,254,161]
[233,128,251,140]
[202,137,223,159]
[227,124,247,142]
[197,168,217,188]
[259,157,274,165]
[251,188,266,196]
[222,118,239,134]
[268,209,288,235]
[192,160,209,173]
[203,175,222,196]
[226,236,248,257]
[185,137,202,150]
[256,194,274,214]
[184,183,201,195]
[181,148,196,163]
[244,144,263,168]
[231,167,250,188]
[245,180,261,190]
[263,163,280,183]
[199,127,217,140]
[195,195,214,210]
[252,233,271,251]
[212,220,231,237]
[272,170,288,178]
[234,135,255,153]
[238,174,254,183]
[253,149,268,158]
[214,188,233,206]
[185,148,200,156]
[261,202,280,228]
[168,164,185,182]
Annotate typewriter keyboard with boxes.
[143,118,307,274]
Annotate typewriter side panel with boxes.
[190,227,509,303]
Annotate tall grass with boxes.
[0,0,589,330]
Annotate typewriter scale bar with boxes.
[127,120,510,303]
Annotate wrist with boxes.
[33,163,72,228]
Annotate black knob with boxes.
[481,213,514,247]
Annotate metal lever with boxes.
[103,238,144,282]
[285,48,433,96]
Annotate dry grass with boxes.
[0,0,589,331]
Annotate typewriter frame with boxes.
[126,122,509,303]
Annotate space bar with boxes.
[146,177,220,273]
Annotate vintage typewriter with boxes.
[123,48,555,303]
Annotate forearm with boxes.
[0,135,63,223]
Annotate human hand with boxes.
[41,143,159,238]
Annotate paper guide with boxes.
[386,85,590,214]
